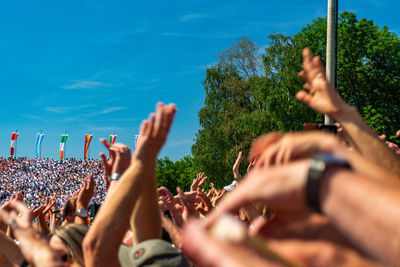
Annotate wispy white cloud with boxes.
[45,104,96,114]
[180,14,206,22]
[86,107,128,117]
[62,80,110,89]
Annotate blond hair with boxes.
[53,223,89,266]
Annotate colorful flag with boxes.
[60,134,68,160]
[35,133,45,158]
[84,134,93,159]
[109,135,117,144]
[134,134,140,149]
[10,133,19,156]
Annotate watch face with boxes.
[77,209,88,217]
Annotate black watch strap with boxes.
[306,154,351,213]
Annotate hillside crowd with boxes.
[1,48,400,266]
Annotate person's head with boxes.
[49,223,89,266]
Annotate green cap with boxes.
[118,239,190,267]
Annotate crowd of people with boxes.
[0,158,106,209]
[0,48,400,266]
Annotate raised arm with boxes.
[74,173,95,225]
[206,157,400,266]
[297,48,400,176]
[83,103,177,267]
[249,131,400,184]
[129,103,177,245]
[0,230,24,266]
[0,201,64,267]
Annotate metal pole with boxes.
[15,129,18,158]
[40,130,42,158]
[325,0,338,124]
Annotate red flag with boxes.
[10,133,19,156]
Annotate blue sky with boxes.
[0,0,398,161]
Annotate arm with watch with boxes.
[74,173,95,225]
[207,155,400,266]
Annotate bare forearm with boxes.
[161,214,182,248]
[321,169,400,265]
[0,231,24,265]
[49,213,56,232]
[335,106,400,176]
[341,149,400,184]
[129,162,162,246]
[83,160,147,267]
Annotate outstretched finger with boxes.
[249,133,281,161]
[148,113,156,136]
[100,138,112,150]
[296,90,313,105]
[99,152,108,165]
[198,176,208,188]
[154,102,165,136]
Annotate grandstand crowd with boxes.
[1,48,400,266]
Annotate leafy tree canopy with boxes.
[192,11,400,188]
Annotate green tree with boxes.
[156,156,197,194]
[192,12,400,187]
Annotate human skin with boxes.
[82,103,177,267]
[297,48,400,177]
[204,158,400,265]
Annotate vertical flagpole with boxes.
[15,129,18,158]
[325,0,338,124]
[40,130,42,158]
[65,130,67,160]
[88,132,91,159]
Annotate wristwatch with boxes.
[76,208,88,218]
[306,154,351,213]
[110,173,121,181]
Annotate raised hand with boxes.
[249,132,343,167]
[42,197,56,217]
[190,172,207,192]
[134,102,177,160]
[232,151,242,181]
[157,186,176,211]
[205,160,312,227]
[100,139,131,176]
[31,205,46,218]
[297,48,349,118]
[211,189,226,207]
[176,187,199,222]
[0,191,23,211]
[0,201,63,266]
[77,173,95,210]
[157,187,184,227]
[196,189,213,215]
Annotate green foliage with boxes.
[156,156,197,194]
[192,11,400,187]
